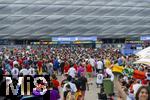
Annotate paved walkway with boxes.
[57,76,100,100]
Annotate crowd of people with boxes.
[0,46,149,100]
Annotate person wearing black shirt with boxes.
[78,75,87,100]
[72,76,82,100]
[60,60,65,75]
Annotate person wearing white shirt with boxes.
[133,80,142,96]
[96,73,104,88]
[89,56,96,73]
[68,66,76,78]
[28,67,36,76]
[13,60,19,67]
[63,82,77,93]
[106,67,113,75]
[105,67,114,81]
[97,59,103,73]
[63,75,77,92]
[89,57,95,68]
[62,76,77,100]
[11,67,19,79]
[20,68,29,76]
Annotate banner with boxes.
[29,40,52,45]
[58,41,71,44]
[140,35,150,40]
[52,36,97,41]
[125,40,144,44]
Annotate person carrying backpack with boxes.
[63,75,77,100]
[78,73,88,100]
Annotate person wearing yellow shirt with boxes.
[104,58,111,68]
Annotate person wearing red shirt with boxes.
[17,57,23,67]
[86,62,93,78]
[37,60,43,75]
[9,59,13,69]
[64,62,70,74]
[51,74,60,92]
[74,63,78,71]
[142,79,148,85]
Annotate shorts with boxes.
[96,69,102,73]
[87,72,92,78]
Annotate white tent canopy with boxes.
[134,58,150,66]
[136,46,150,58]
[135,47,150,66]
